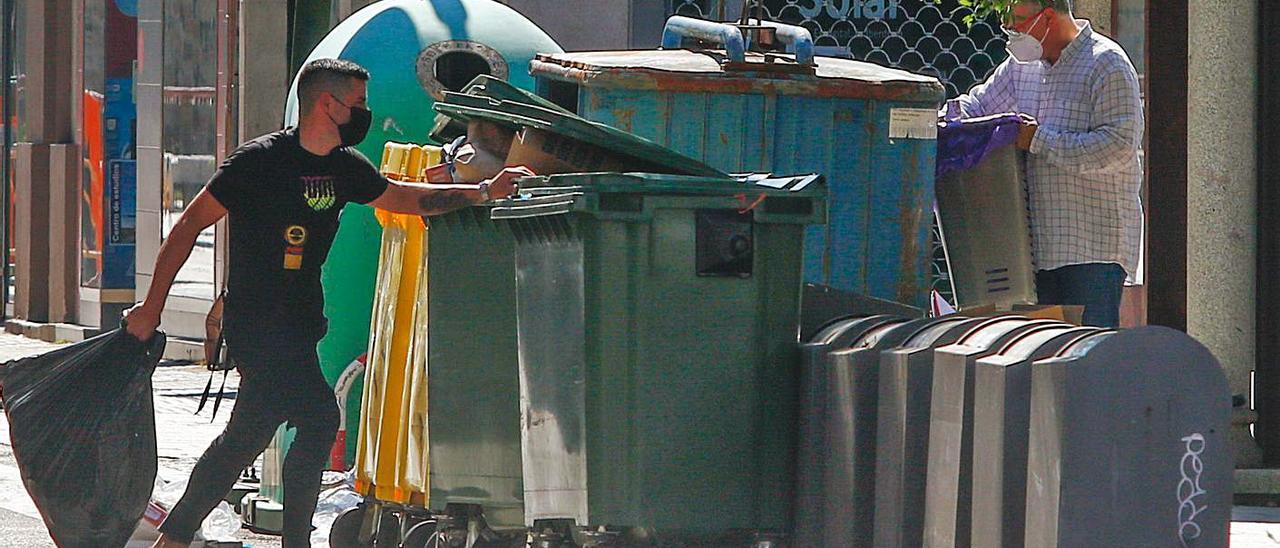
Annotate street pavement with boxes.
[3,331,1280,546]
[1235,507,1280,546]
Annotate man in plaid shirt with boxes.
[944,0,1144,328]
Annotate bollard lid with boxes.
[806,316,884,347]
[1051,330,1116,359]
[976,325,1097,368]
[900,316,983,349]
[996,325,1088,360]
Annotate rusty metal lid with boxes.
[531,50,945,102]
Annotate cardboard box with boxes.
[958,303,1085,326]
[505,127,634,175]
[451,141,507,183]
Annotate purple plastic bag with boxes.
[936,113,1024,178]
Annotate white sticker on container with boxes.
[888,108,939,140]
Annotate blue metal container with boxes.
[531,17,945,306]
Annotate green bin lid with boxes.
[465,74,571,113]
[530,50,945,102]
[434,94,729,178]
[429,75,571,142]
[491,172,826,224]
[514,172,824,199]
[520,171,823,196]
[488,172,829,225]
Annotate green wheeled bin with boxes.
[326,202,577,547]
[509,172,827,546]
[325,82,731,544]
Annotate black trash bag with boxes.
[0,327,164,547]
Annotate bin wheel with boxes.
[328,504,400,547]
[329,506,365,548]
[400,520,442,548]
[373,510,400,548]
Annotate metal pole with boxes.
[1255,0,1280,465]
[1144,0,1187,331]
[1,0,13,322]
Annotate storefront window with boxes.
[81,0,143,294]
[2,0,21,306]
[81,0,106,289]
[162,0,218,300]
[1114,0,1144,75]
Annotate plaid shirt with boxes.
[945,21,1144,281]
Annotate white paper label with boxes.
[888,108,939,140]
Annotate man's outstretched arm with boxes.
[369,166,532,216]
[123,189,228,340]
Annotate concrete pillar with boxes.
[20,0,74,143]
[215,0,238,294]
[238,0,289,139]
[135,0,163,306]
[1073,0,1113,36]
[13,144,50,322]
[48,144,81,323]
[12,0,75,324]
[1188,0,1260,466]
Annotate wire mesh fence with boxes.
[669,0,1007,97]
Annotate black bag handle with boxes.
[197,287,234,421]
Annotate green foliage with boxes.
[937,0,1022,26]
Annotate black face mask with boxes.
[329,95,372,147]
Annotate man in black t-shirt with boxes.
[124,58,526,548]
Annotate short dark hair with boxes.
[297,58,369,114]
[1037,0,1073,15]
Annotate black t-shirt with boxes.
[206,128,387,350]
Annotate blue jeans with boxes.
[1035,263,1126,328]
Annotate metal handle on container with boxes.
[489,192,581,220]
[661,16,747,64]
[753,20,815,66]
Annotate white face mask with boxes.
[1004,12,1047,63]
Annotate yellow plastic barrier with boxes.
[380,142,442,182]
[354,142,444,506]
[399,223,431,503]
[355,209,426,504]
[355,140,455,504]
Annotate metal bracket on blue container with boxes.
[660,15,815,69]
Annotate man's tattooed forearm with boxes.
[417,190,474,214]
